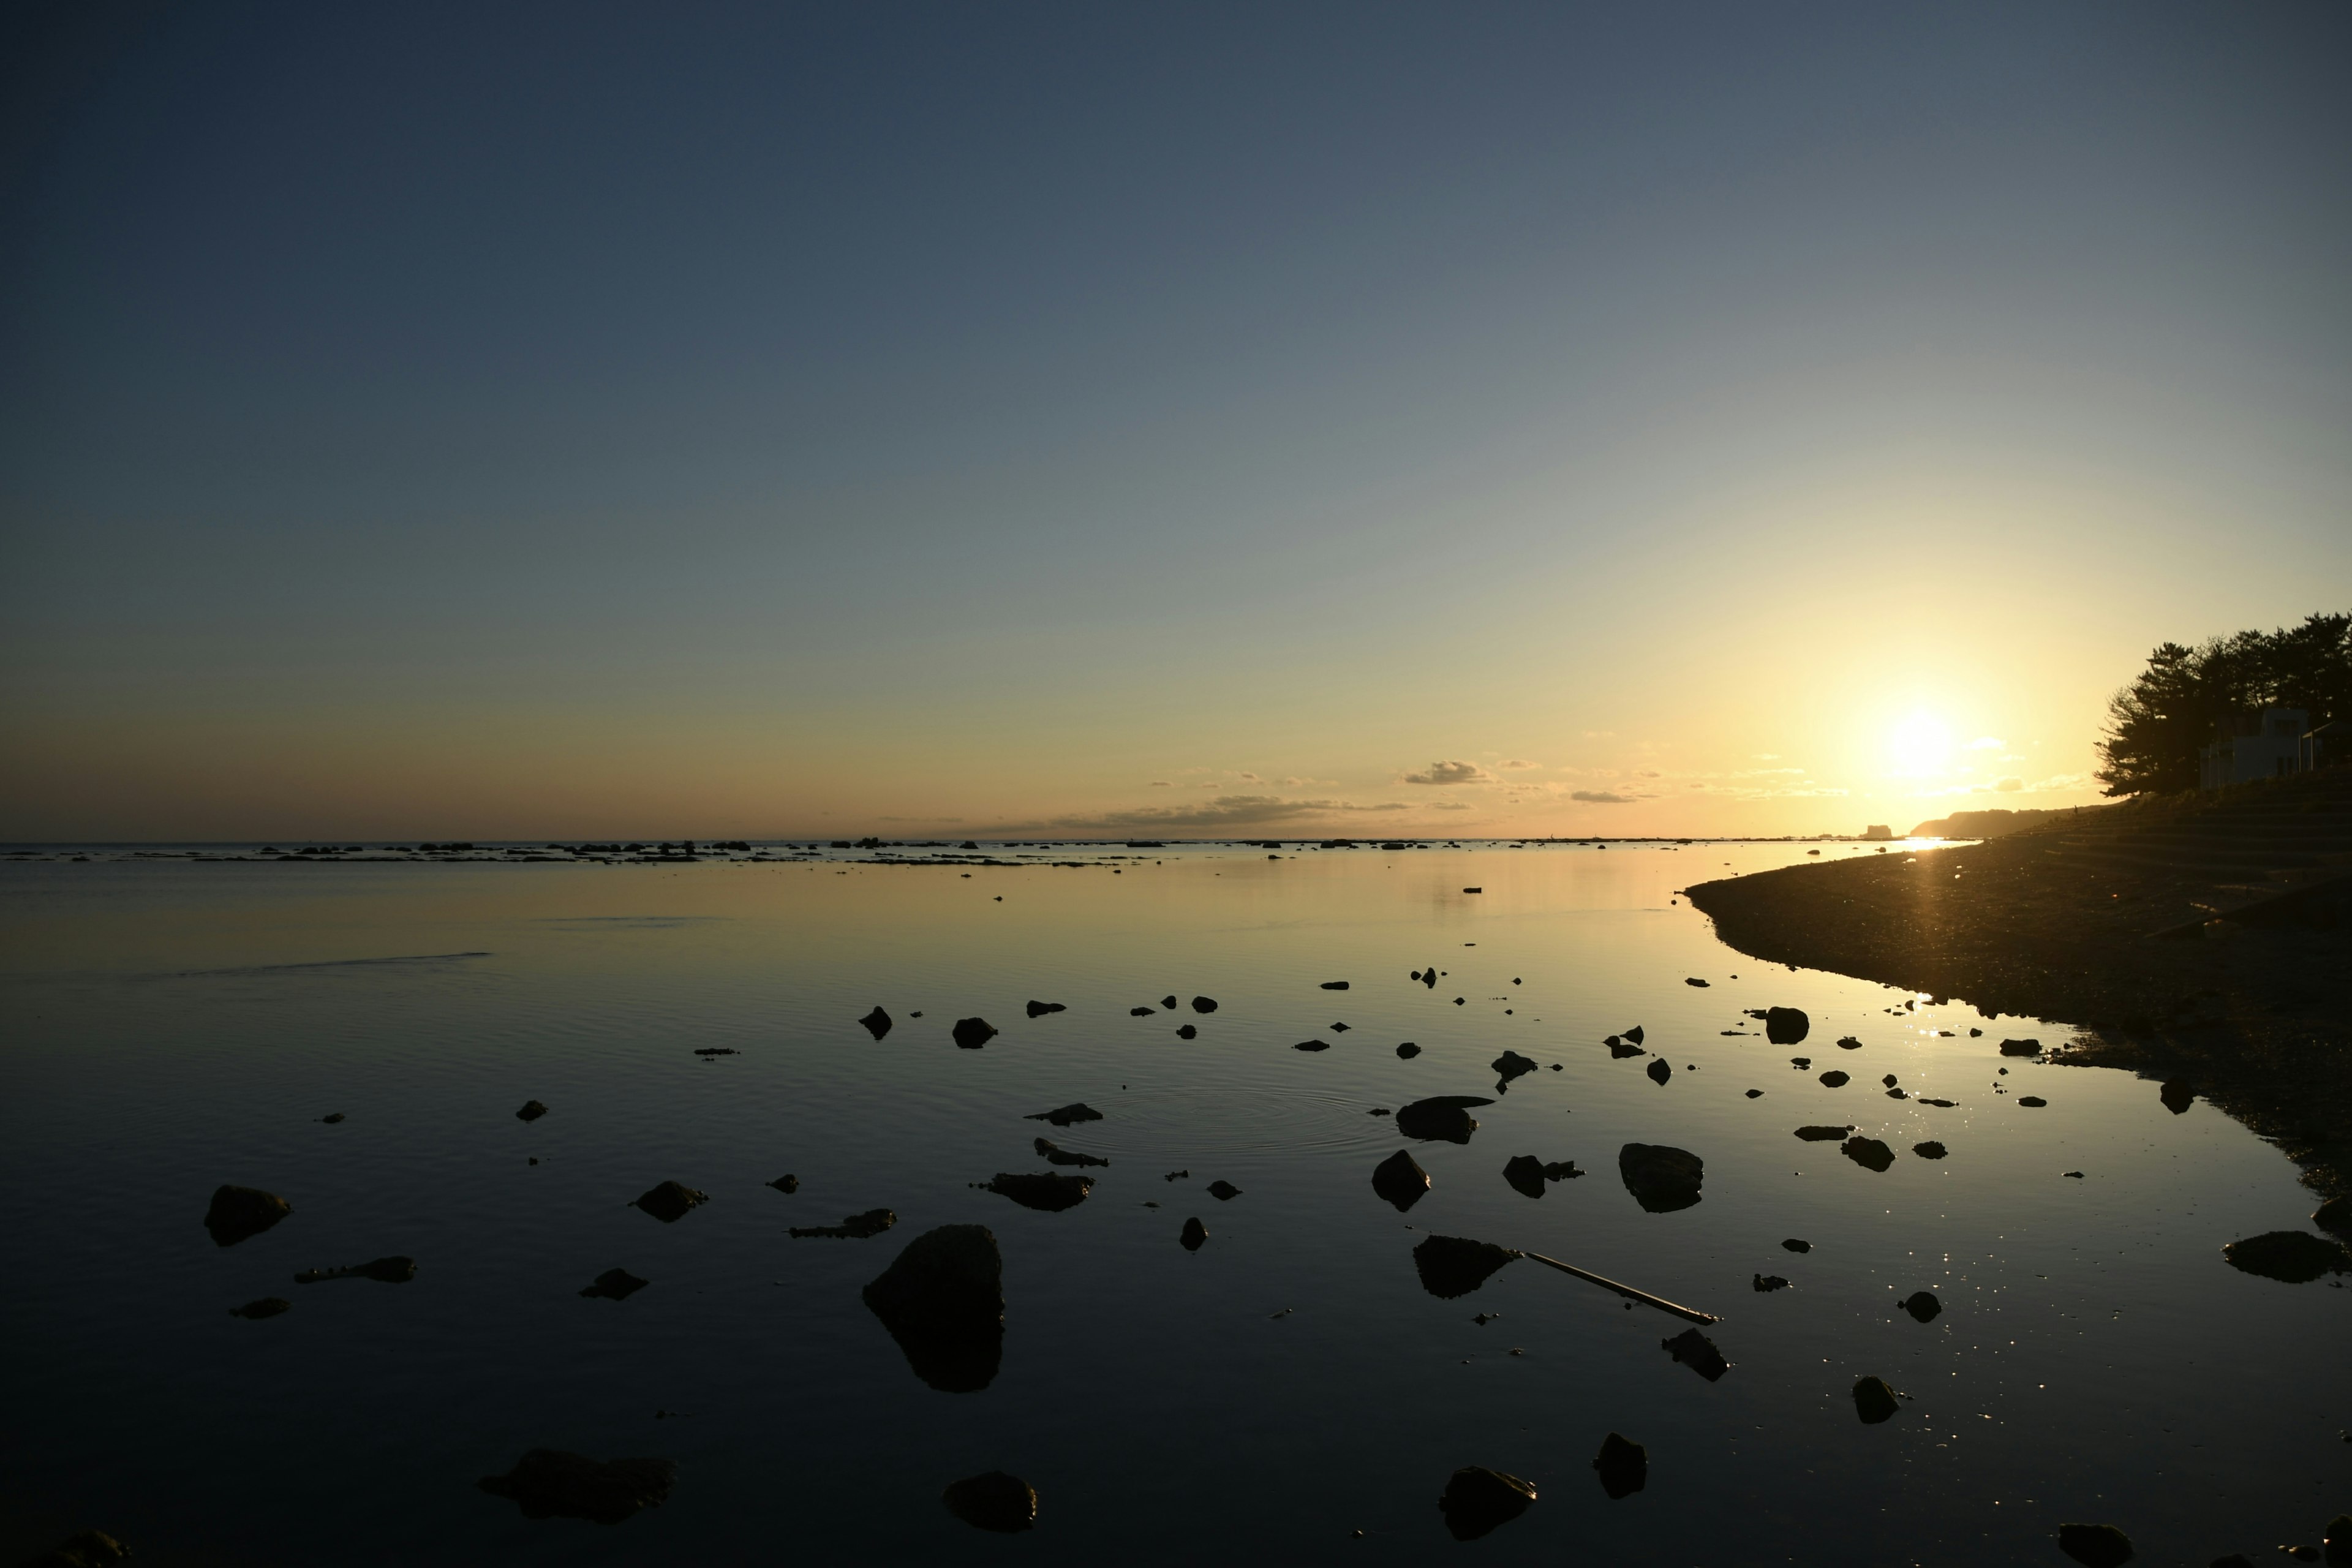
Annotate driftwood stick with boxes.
[1513,1249,1719,1324]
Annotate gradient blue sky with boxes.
[4,2,2348,839]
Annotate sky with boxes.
[3,1,2348,842]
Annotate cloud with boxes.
[1571,790,1635,804]
[1402,760,1494,786]
[1237,772,1261,782]
[1148,781,1172,788]
[1634,769,1660,778]
[2029,772,2090,792]
[1053,794,1412,831]
[1499,758,1540,770]
[1967,736,2005,751]
[1994,776,2024,792]
[1280,775,1336,787]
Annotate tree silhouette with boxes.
[2095,612,2349,796]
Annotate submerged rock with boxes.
[1413,1234,1517,1298]
[579,1268,649,1300]
[980,1172,1095,1212]
[294,1256,415,1284]
[1502,1155,1547,1199]
[858,1006,893,1040]
[516,1099,549,1121]
[2222,1231,2352,1283]
[230,1297,291,1319]
[1660,1327,1728,1381]
[1591,1433,1646,1499]
[1852,1375,1901,1424]
[1180,1216,1208,1251]
[205,1185,291,1247]
[632,1181,709,1223]
[1543,1160,1582,1180]
[1033,1137,1109,1167]
[1765,1006,1809,1044]
[1396,1096,1495,1144]
[1901,1289,1941,1322]
[1423,968,1438,990]
[952,1017,999,1049]
[1841,1137,1896,1173]
[789,1209,897,1239]
[2055,1522,2135,1567]
[477,1449,676,1525]
[1913,1140,1948,1160]
[943,1471,1036,1533]
[2019,1096,2048,1107]
[1025,1102,1102,1127]
[1618,1143,1704,1212]
[1129,1006,1154,1016]
[1024,1000,1066,1019]
[1836,1036,1863,1050]
[1624,1025,1645,1044]
[863,1224,1005,1392]
[1207,1180,1242,1200]
[1371,1150,1430,1212]
[1608,1040,1648,1060]
[1795,1125,1851,1142]
[1438,1466,1537,1540]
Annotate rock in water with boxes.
[205,1185,291,1247]
[1371,1150,1430,1212]
[1492,1050,1539,1085]
[1794,1125,1852,1142]
[1624,1025,1645,1044]
[1024,1000,1066,1018]
[1025,1102,1103,1127]
[862,1224,1005,1392]
[1180,1216,1208,1251]
[1608,1039,1647,1059]
[1396,1042,1422,1059]
[516,1099,549,1121]
[1852,1375,1900,1424]
[1293,1039,1331,1052]
[632,1181,709,1223]
[477,1449,676,1525]
[1176,1025,1197,1039]
[1841,1137,1896,1173]
[788,1209,897,1239]
[1913,1141,1948,1160]
[1782,1237,1812,1253]
[980,1172,1094,1212]
[943,1471,1036,1532]
[768,1175,800,1193]
[2316,1196,2352,1238]
[1646,1059,1673,1086]
[293,1256,415,1284]
[1999,1038,2043,1057]
[1189,996,1218,1014]
[1618,1143,1704,1212]
[1752,1274,1789,1292]
[1422,967,1438,990]
[1438,1466,1536,1540]
[951,1017,998,1049]
[1819,1070,1850,1088]
[2159,1079,2193,1115]
[1206,1180,1242,1200]
[1591,1433,1646,1499]
[2055,1522,2135,1566]
[1542,1160,1582,1180]
[579,1268,649,1300]
[858,1006,892,1041]
[1660,1327,1728,1382]
[230,1297,291,1319]
[1033,1137,1109,1167]
[1412,1235,1517,1298]
[1161,994,1178,1009]
[1765,1006,1810,1044]
[1502,1155,1547,1199]
[1396,1096,1495,1144]
[1901,1290,1941,1322]
[2324,1513,2350,1564]
[1321,980,1350,990]
[2221,1231,2352,1283]
[19,1531,130,1567]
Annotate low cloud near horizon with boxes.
[1048,794,1415,831]
[1403,760,1493,786]
[1570,790,1634,804]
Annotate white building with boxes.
[2198,707,2310,790]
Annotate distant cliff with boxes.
[1907,805,2088,839]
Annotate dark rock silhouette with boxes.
[1438,1466,1536,1540]
[1836,1036,1863,1050]
[1608,1039,1646,1059]
[1177,1025,1197,1039]
[1624,1025,1645,1044]
[1033,1137,1109,1167]
[1371,1150,1430,1212]
[294,1256,414,1284]
[980,1172,1094,1212]
[1685,977,1709,987]
[1901,1289,1941,1322]
[1544,1160,1582,1180]
[1618,1143,1703,1212]
[1396,1042,1421,1059]
[952,1017,998,1049]
[1999,1038,2043,1057]
[943,1471,1036,1533]
[1024,1000,1065,1018]
[1853,1375,1900,1423]
[1752,1273,1789,1292]
[769,1175,800,1193]
[1502,1155,1547,1198]
[205,1185,290,1247]
[1794,1125,1852,1141]
[632,1181,709,1223]
[862,1224,1004,1392]
[20,1531,130,1566]
[477,1449,675,1525]
[1321,980,1349,990]
[580,1268,649,1300]
[2315,1196,2352,1237]
[1819,1070,1850,1088]
[1161,995,1178,1009]
[321,1113,345,1123]
[858,1006,892,1041]
[1412,1234,1516,1298]
[1492,1049,1539,1085]
[1129,1006,1154,1016]
[1841,1137,1895,1173]
[1913,1140,1948,1159]
[2018,1096,2048,1107]
[1190,996,1218,1013]
[1592,1433,1646,1499]
[2159,1080,2193,1115]
[516,1099,549,1121]
[1765,1006,1810,1044]
[2324,1513,2350,1564]
[1782,1237,1812,1253]
[230,1297,290,1319]
[2222,1231,2352,1282]
[789,1209,896,1239]
[1422,967,1438,989]
[1025,1102,1102,1127]
[1207,1180,1242,1200]
[1396,1096,1494,1144]
[1646,1059,1672,1085]
[2056,1522,2135,1567]
[1294,1039,1331,1052]
[1180,1216,1208,1251]
[1660,1327,1728,1381]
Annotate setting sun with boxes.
[1889,709,1955,775]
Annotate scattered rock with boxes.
[1180,1216,1208,1250]
[980,1172,1095,1212]
[1836,1036,1863,1050]
[769,1175,800,1194]
[1025,1102,1103,1127]
[477,1449,676,1525]
[1782,1238,1812,1253]
[1372,1150,1430,1212]
[2326,1513,2350,1563]
[1913,1141,1948,1159]
[1542,1160,1582,1180]
[19,1530,130,1566]
[1033,1137,1109,1167]
[516,1099,549,1121]
[1396,1096,1495,1144]
[230,1297,291,1319]
[1207,1180,1242,1200]
[294,1256,416,1284]
[1608,1039,1647,1060]
[321,1113,345,1124]
[1502,1155,1548,1199]
[943,1471,1036,1533]
[1129,1006,1155,1016]
[580,1268,649,1300]
[1999,1038,2043,1057]
[1396,1042,1422,1059]
[1852,1375,1901,1423]
[1745,1089,1763,1098]
[1177,1025,1198,1040]
[1161,995,1178,1009]
[1646,1059,1673,1086]
[205,1185,291,1247]
[2158,1080,2193,1115]
[1438,1466,1536,1540]
[1164,1169,1189,1182]
[789,1209,897,1239]
[2064,1170,2085,1178]
[1492,1049,1540,1084]
[1618,1143,1704,1212]
[2056,1522,2135,1566]
[2221,1231,2352,1283]
[952,1017,999,1049]
[1330,1022,1350,1032]
[1685,978,1710,987]
[1790,1057,1811,1069]
[1795,1125,1852,1142]
[1024,1000,1066,1018]
[1660,1326,1728,1381]
[1294,1039,1332,1052]
[1841,1137,1895,1173]
[1918,1096,1956,1107]
[862,1224,1005,1392]
[1321,981,1350,990]
[1901,1289,1942,1322]
[1412,1234,1517,1298]
[2019,1096,2048,1107]
[1624,1025,1645,1044]
[1592,1433,1646,1500]
[1819,1071,1850,1088]
[1765,1006,1809,1044]
[692,1047,738,1057]
[633,1181,709,1223]
[1190,996,1218,1014]
[2314,1196,2352,1238]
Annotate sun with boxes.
[1888,710,1953,774]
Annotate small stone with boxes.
[1745,1089,1763,1098]
[1765,1006,1809,1044]
[1752,1273,1789,1292]
[1396,1042,1421,1058]
[1795,1125,1852,1142]
[1820,1070,1850,1088]
[1901,1289,1940,1322]
[1320,980,1350,990]
[1660,1327,1728,1381]
[1782,1238,1811,1253]
[1177,1024,1197,1039]
[1913,1141,1948,1159]
[942,1471,1036,1533]
[1618,1142,1704,1212]
[1207,1180,1242,1200]
[1396,1096,1494,1144]
[320,1113,345,1124]
[1646,1059,1672,1085]
[1841,1137,1895,1173]
[1592,1431,1646,1499]
[1999,1038,2043,1057]
[580,1268,649,1300]
[293,1256,417,1284]
[1190,996,1218,1013]
[788,1208,897,1239]
[979,1172,1095,1212]
[1024,1000,1066,1018]
[632,1181,709,1223]
[1371,1149,1430,1212]
[477,1449,675,1525]
[1438,1466,1537,1540]
[1294,1039,1332,1052]
[1025,1102,1102,1127]
[230,1297,291,1319]
[951,1017,998,1049]
[1413,1234,1518,1298]
[1180,1216,1207,1250]
[2054,1521,2133,1566]
[204,1185,292,1247]
[768,1175,800,1193]
[1852,1375,1901,1423]
[2159,1080,2194,1115]
[858,1006,894,1040]
[516,1099,549,1121]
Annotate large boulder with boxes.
[1396,1096,1494,1145]
[1618,1144,1703,1213]
[1371,1149,1430,1212]
[1764,1007,1809,1044]
[1438,1466,1536,1540]
[863,1224,1005,1392]
[204,1185,290,1247]
[477,1449,675,1525]
[1412,1235,1517,1298]
[2221,1231,2352,1283]
[1841,1137,1896,1173]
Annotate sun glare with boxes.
[1889,710,1953,774]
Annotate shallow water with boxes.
[1,844,2345,1565]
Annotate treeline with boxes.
[2096,611,2350,795]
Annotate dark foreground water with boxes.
[2,844,2345,1566]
